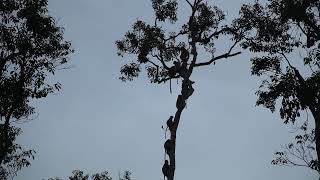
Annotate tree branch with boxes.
[194,40,241,67]
[185,0,193,9]
[156,75,180,84]
[164,30,188,42]
[153,52,169,70]
[197,27,232,43]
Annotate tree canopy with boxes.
[0,0,73,178]
[235,0,320,169]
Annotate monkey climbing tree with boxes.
[116,0,245,179]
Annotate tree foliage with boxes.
[116,0,243,84]
[0,0,73,178]
[235,0,320,169]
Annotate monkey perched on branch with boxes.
[168,61,181,78]
[162,160,173,180]
[181,79,194,98]
[168,61,182,93]
[176,94,186,109]
[179,47,190,78]
[164,139,175,157]
[180,47,189,63]
[166,116,174,131]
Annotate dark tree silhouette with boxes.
[235,0,320,169]
[46,170,131,180]
[0,0,73,178]
[272,119,319,173]
[116,0,245,179]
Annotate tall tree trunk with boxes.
[163,78,194,180]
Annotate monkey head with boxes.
[166,116,174,131]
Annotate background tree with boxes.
[46,170,131,180]
[0,0,73,178]
[234,0,320,170]
[116,0,245,179]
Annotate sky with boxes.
[15,0,319,180]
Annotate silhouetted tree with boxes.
[0,0,73,178]
[46,170,131,180]
[116,0,245,179]
[235,0,320,169]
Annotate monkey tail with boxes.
[165,127,168,139]
[164,127,167,162]
[170,79,172,94]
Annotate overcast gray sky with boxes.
[15,0,318,180]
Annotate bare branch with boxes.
[164,30,188,42]
[156,75,180,84]
[185,0,193,8]
[197,27,232,43]
[194,40,241,67]
[147,59,160,68]
[280,52,294,68]
[297,22,308,36]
